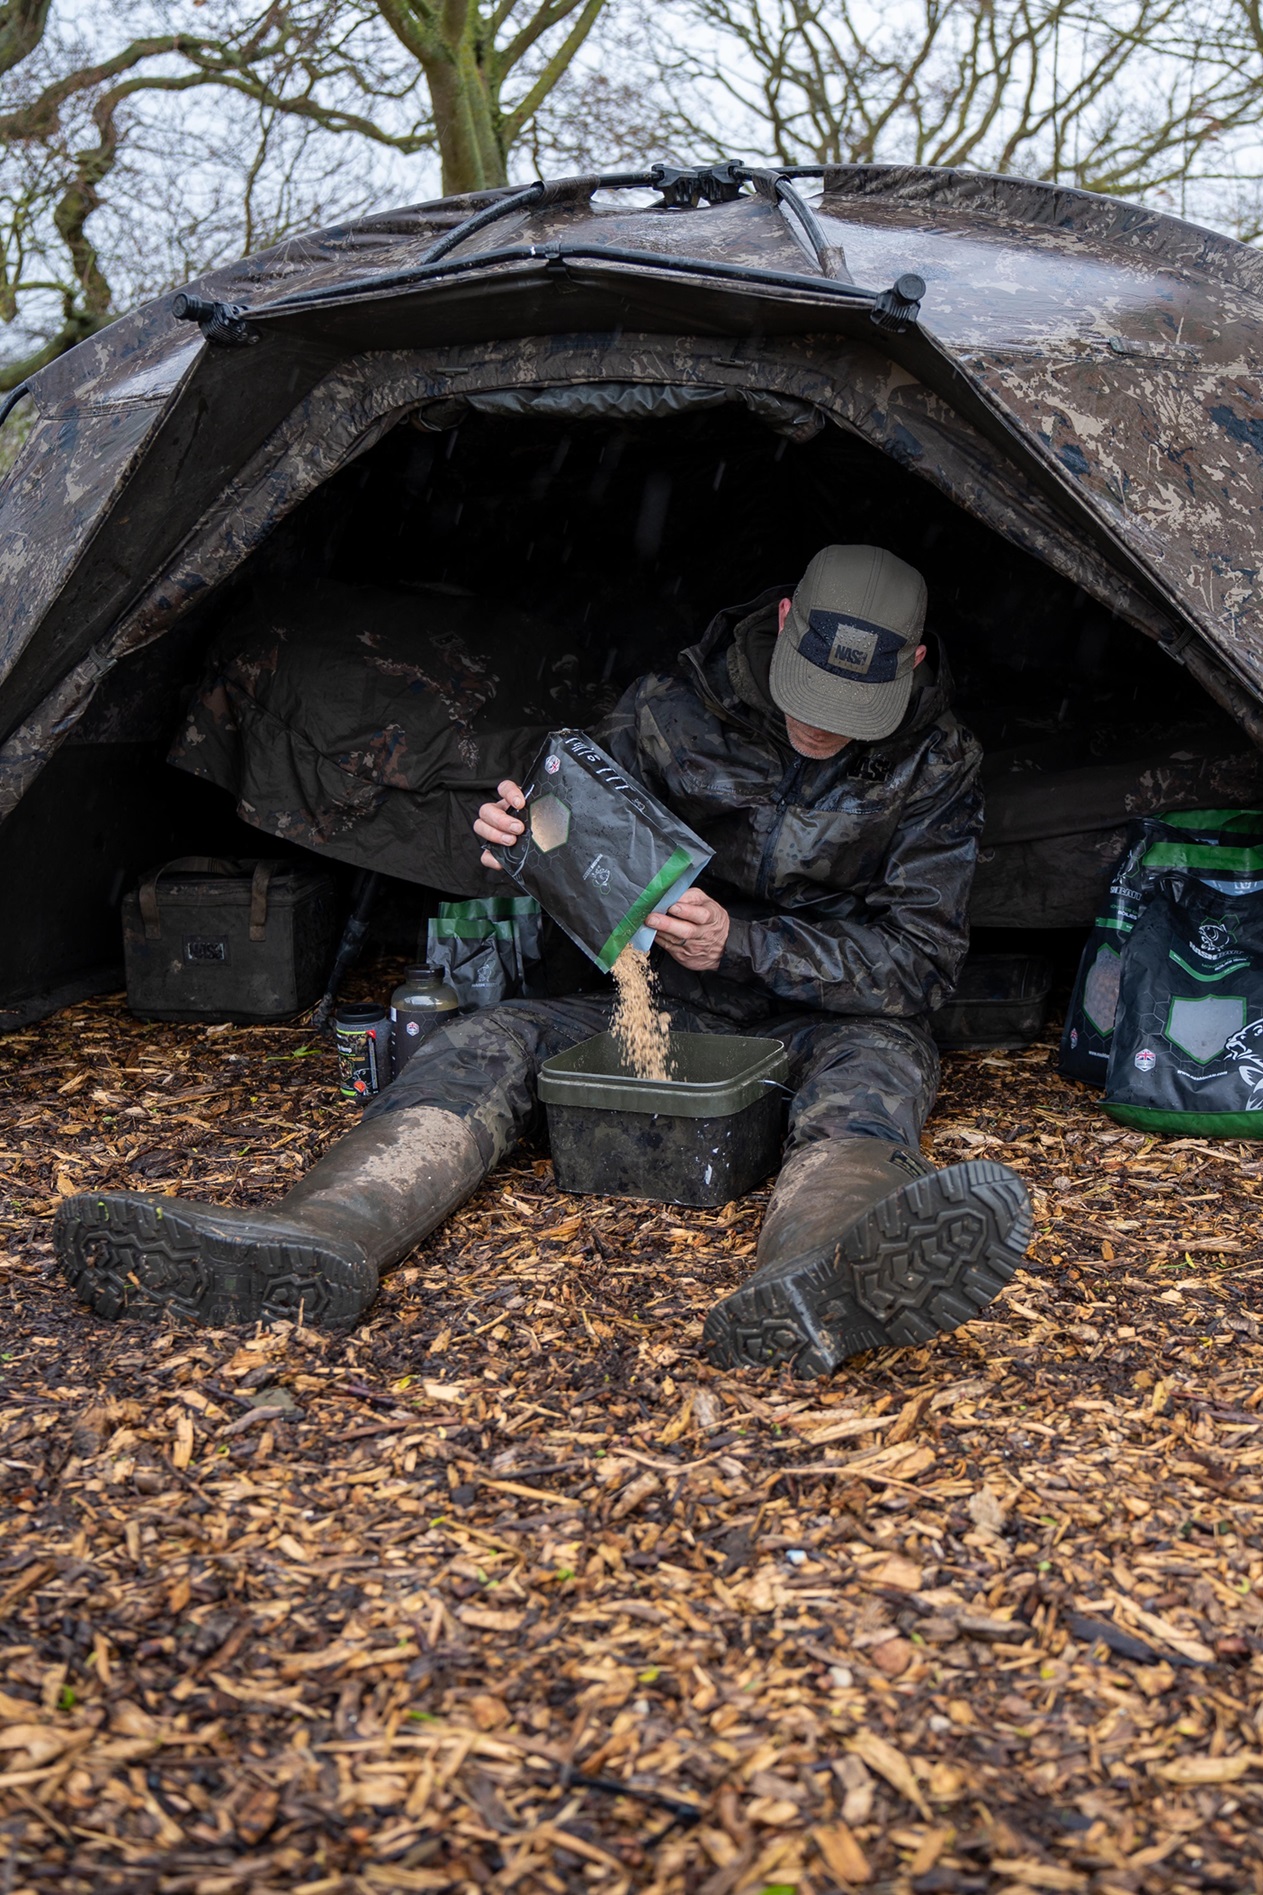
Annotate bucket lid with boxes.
[538,1031,788,1118]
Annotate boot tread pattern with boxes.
[703,1158,1031,1378]
[56,1194,373,1328]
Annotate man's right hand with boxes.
[473,780,526,871]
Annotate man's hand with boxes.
[473,779,526,871]
[646,888,730,972]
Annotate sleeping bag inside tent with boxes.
[3,163,1263,1029]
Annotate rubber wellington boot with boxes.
[702,1136,1031,1378]
[54,1107,489,1328]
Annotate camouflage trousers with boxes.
[366,991,939,1178]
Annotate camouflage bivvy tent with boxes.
[3,161,1263,1025]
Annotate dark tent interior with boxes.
[4,399,1260,1029]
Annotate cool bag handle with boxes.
[137,857,277,941]
[249,861,278,942]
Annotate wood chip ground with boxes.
[2,974,1263,1893]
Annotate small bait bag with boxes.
[1104,873,1263,1136]
[427,895,543,1007]
[496,729,712,970]
[1060,808,1263,1085]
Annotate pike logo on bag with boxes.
[1226,1020,1263,1108]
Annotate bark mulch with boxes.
[2,979,1263,1895]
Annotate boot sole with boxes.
[55,1193,376,1328]
[702,1159,1032,1379]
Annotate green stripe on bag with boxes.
[1104,1103,1263,1137]
[1168,951,1252,982]
[437,897,540,922]
[432,895,541,942]
[596,849,695,973]
[1163,808,1263,834]
[1143,840,1263,876]
[432,917,517,941]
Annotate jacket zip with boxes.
[755,755,807,900]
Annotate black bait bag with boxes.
[1104,873,1263,1137]
[496,729,712,971]
[1060,808,1263,1085]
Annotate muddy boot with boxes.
[702,1136,1031,1378]
[54,1107,489,1328]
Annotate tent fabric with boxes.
[0,327,1191,824]
[2,162,1263,829]
[166,580,570,891]
[169,580,1263,928]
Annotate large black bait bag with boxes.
[496,729,712,971]
[1060,809,1263,1085]
[1104,872,1263,1135]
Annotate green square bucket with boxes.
[538,1031,788,1207]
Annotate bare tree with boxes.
[0,0,615,388]
[8,0,1263,395]
[671,0,1263,233]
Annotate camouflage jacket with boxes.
[601,589,983,1023]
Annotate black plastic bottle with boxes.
[390,965,459,1076]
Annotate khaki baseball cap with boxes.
[769,544,927,740]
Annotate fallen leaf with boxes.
[456,1606,524,1633]
[886,1391,933,1444]
[0,1726,70,1767]
[172,1411,194,1470]
[811,1821,871,1882]
[846,1731,931,1819]
[967,1485,1007,1535]
[1153,1752,1257,1785]
[746,1795,801,1826]
[865,1555,923,1592]
[611,1470,661,1519]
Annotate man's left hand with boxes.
[646,889,730,972]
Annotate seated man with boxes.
[56,545,1030,1376]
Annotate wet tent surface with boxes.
[2,976,1263,1890]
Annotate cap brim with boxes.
[769,635,913,741]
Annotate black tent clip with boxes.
[171,292,260,347]
[650,162,746,209]
[871,273,926,333]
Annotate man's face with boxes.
[783,714,852,759]
[775,595,926,756]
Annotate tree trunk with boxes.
[424,45,508,193]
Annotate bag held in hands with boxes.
[496,730,712,970]
[1060,808,1263,1085]
[1104,872,1263,1136]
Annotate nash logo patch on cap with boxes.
[801,609,906,682]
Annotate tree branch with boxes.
[501,0,606,143]
[0,0,51,78]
